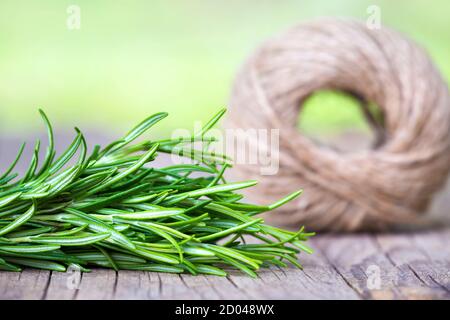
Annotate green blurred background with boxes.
[0,0,449,138]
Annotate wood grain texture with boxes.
[1,229,449,300]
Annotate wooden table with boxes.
[1,229,449,300]
[1,133,449,300]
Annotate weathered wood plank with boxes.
[414,229,450,292]
[73,269,117,300]
[313,234,413,299]
[176,274,223,300]
[374,231,450,299]
[45,268,85,300]
[275,241,361,300]
[112,271,161,299]
[313,231,450,300]
[222,241,361,300]
[157,272,204,300]
[0,270,50,300]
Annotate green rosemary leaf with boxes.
[195,264,227,276]
[107,208,184,221]
[14,232,111,247]
[0,202,36,236]
[163,212,209,227]
[100,112,168,157]
[0,257,22,271]
[195,108,227,138]
[197,218,263,242]
[42,225,87,237]
[131,245,179,264]
[0,142,26,181]
[22,139,41,182]
[0,192,22,209]
[3,256,66,272]
[135,222,183,262]
[118,263,184,273]
[0,244,61,253]
[182,246,215,257]
[36,109,56,176]
[0,173,19,186]
[5,226,54,238]
[133,221,191,240]
[179,259,198,275]
[49,131,82,174]
[0,249,84,264]
[94,245,119,271]
[267,190,303,211]
[213,251,258,278]
[72,252,146,264]
[200,244,261,270]
[166,180,257,202]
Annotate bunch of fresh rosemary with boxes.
[0,109,313,277]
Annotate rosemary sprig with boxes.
[0,109,314,277]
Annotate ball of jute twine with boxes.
[226,18,450,231]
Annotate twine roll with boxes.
[226,18,450,231]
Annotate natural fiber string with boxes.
[226,18,450,231]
